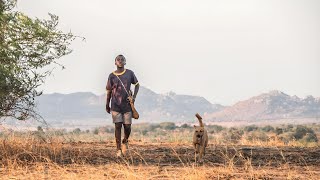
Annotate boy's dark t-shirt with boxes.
[106,69,139,113]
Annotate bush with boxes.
[247,132,268,142]
[278,132,294,144]
[275,127,283,135]
[141,129,148,135]
[207,125,224,133]
[244,125,258,132]
[93,128,99,135]
[50,129,66,136]
[293,125,314,140]
[180,123,191,129]
[261,125,274,132]
[135,123,160,132]
[159,122,176,130]
[103,126,115,133]
[37,126,44,132]
[149,124,161,131]
[287,124,294,130]
[303,133,318,143]
[223,128,244,143]
[73,128,81,134]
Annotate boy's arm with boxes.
[106,75,112,113]
[131,71,139,102]
[133,83,139,101]
[106,90,112,113]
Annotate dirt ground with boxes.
[33,142,319,166]
[1,142,320,179]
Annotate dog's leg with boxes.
[195,144,200,153]
[194,143,200,163]
[199,146,205,163]
[194,151,197,163]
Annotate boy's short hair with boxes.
[115,55,126,62]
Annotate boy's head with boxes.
[115,55,126,68]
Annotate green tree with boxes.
[0,0,76,120]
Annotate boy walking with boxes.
[106,55,140,157]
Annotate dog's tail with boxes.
[195,113,204,127]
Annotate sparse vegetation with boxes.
[244,125,258,132]
[0,123,319,179]
[261,125,274,132]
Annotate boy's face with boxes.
[115,58,126,68]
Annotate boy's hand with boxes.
[106,105,111,114]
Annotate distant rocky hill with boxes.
[204,90,320,122]
[35,86,223,123]
[35,88,320,125]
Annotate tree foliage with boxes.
[0,0,75,120]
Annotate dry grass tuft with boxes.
[0,130,319,179]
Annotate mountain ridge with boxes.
[35,87,320,124]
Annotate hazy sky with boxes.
[16,0,320,105]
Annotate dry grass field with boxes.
[1,124,320,179]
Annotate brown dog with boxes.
[193,113,208,162]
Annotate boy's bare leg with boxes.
[122,124,131,155]
[115,122,123,156]
[123,124,131,143]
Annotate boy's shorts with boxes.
[111,111,132,124]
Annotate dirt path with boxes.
[45,142,320,167]
[2,142,320,179]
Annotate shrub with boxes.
[278,132,294,144]
[104,126,114,133]
[180,123,191,129]
[159,122,176,130]
[303,133,318,143]
[275,127,283,135]
[50,129,66,136]
[207,125,224,133]
[93,128,99,135]
[247,131,268,142]
[135,123,160,132]
[261,125,274,132]
[244,125,258,132]
[141,129,148,135]
[37,126,44,132]
[73,128,81,134]
[149,124,161,131]
[287,124,294,130]
[293,125,314,140]
[223,128,244,143]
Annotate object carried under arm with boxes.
[115,75,139,119]
[127,91,139,119]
